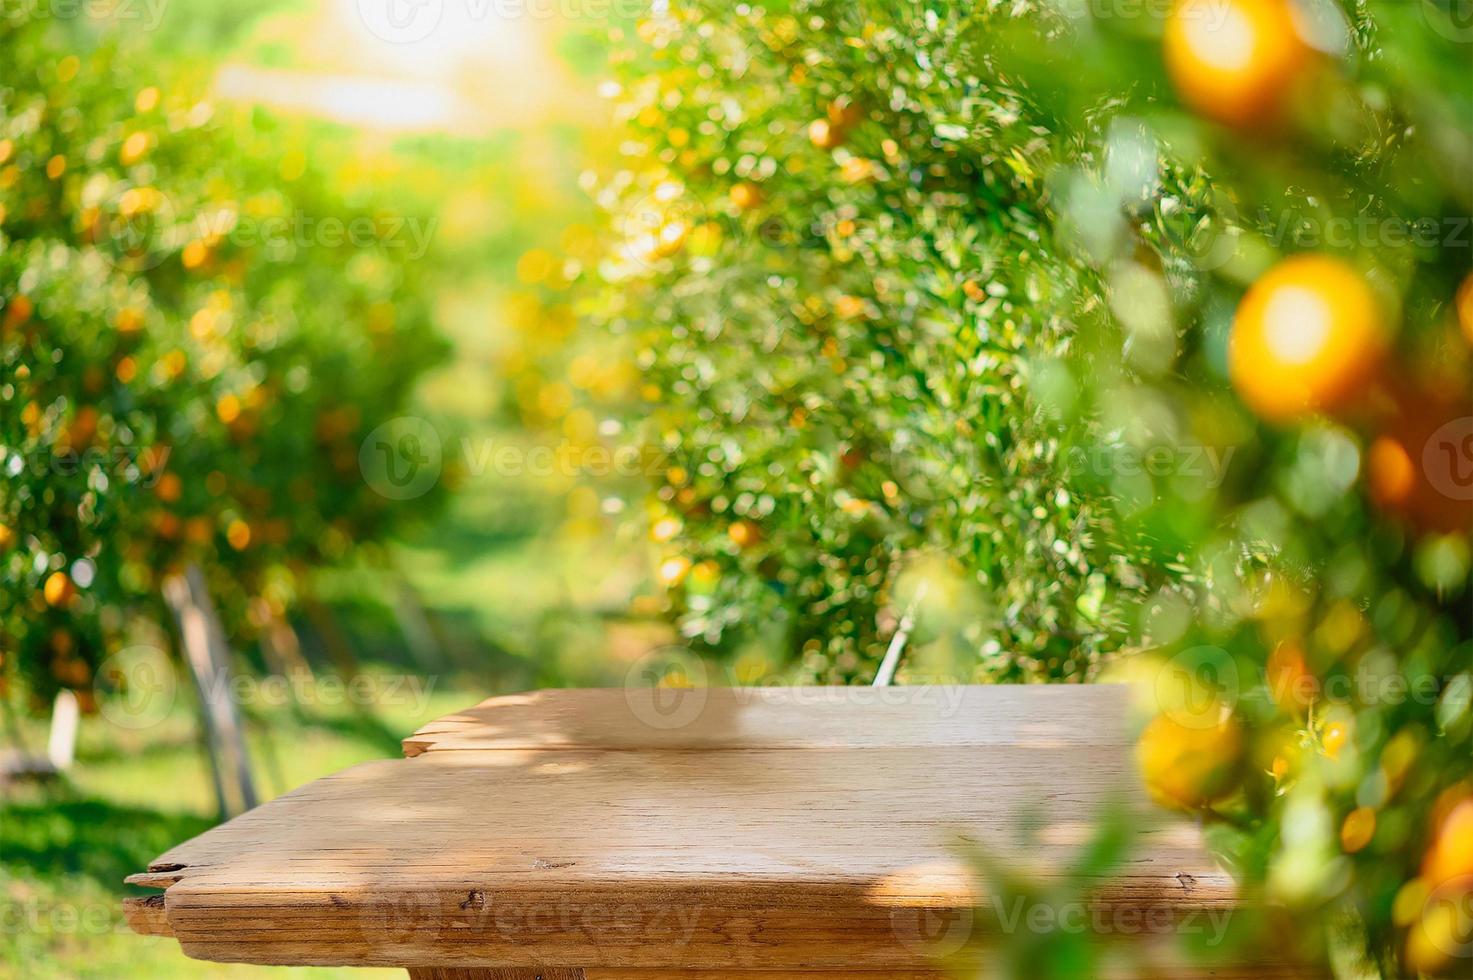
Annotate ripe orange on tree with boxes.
[1457,272,1473,347]
[115,306,145,335]
[729,182,763,211]
[1406,790,1473,974]
[1266,640,1317,713]
[1136,708,1245,809]
[808,97,865,150]
[1366,381,1473,534]
[808,118,842,150]
[1228,255,1387,423]
[1422,789,1473,893]
[154,471,183,503]
[3,294,33,331]
[727,519,761,549]
[43,571,75,608]
[1163,0,1313,128]
[1321,717,1352,759]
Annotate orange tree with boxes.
[0,20,446,708]
[566,8,1144,685]
[567,0,1472,974]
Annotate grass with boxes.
[0,671,482,979]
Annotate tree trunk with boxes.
[46,688,79,771]
[163,563,258,817]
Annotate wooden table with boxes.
[124,686,1298,978]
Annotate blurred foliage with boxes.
[0,18,448,706]
[538,0,1473,974]
[566,2,1155,685]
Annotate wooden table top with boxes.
[125,685,1244,973]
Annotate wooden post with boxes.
[163,562,257,817]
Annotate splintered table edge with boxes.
[122,895,171,937]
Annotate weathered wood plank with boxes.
[121,894,171,937]
[408,970,585,980]
[400,968,1320,979]
[125,687,1282,972]
[402,685,1130,756]
[582,971,1319,980]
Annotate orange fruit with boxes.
[657,555,691,586]
[43,571,75,607]
[67,406,99,449]
[152,511,181,539]
[115,307,145,335]
[835,295,867,320]
[1368,435,1416,507]
[1321,718,1351,759]
[226,519,252,551]
[1457,273,1473,348]
[154,472,182,503]
[808,118,842,150]
[1163,0,1312,128]
[1341,806,1376,853]
[1423,796,1473,892]
[181,240,209,270]
[1136,709,1244,809]
[0,523,13,550]
[1405,899,1468,976]
[1368,384,1473,534]
[1228,255,1387,423]
[826,96,864,131]
[3,294,33,330]
[184,516,213,544]
[727,519,760,549]
[650,517,681,542]
[729,182,763,211]
[120,131,149,166]
[1266,640,1317,713]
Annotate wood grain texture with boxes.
[581,971,1322,979]
[121,894,170,936]
[408,970,585,980]
[401,969,1326,979]
[127,686,1272,972]
[402,685,1130,756]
